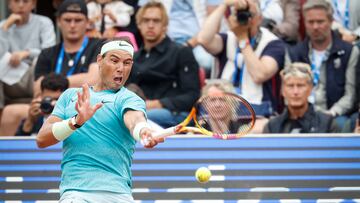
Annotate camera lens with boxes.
[40,96,54,114]
[236,9,252,25]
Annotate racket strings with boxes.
[195,94,255,139]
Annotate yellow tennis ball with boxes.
[195,167,211,183]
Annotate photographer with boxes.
[15,74,69,136]
[197,0,285,132]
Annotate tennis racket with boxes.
[149,92,256,141]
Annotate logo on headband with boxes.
[119,41,131,47]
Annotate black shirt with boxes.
[34,38,102,80]
[263,104,339,133]
[128,36,200,112]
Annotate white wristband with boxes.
[52,119,75,141]
[133,121,151,141]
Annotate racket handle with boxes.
[152,126,177,139]
[140,126,176,146]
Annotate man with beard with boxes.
[263,62,339,133]
[288,0,359,129]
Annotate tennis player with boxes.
[36,38,162,202]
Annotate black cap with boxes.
[57,0,87,17]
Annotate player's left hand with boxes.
[75,83,103,125]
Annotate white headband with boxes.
[100,40,134,57]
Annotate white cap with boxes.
[100,40,134,57]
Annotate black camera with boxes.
[236,5,252,25]
[40,96,54,114]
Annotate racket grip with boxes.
[152,126,177,139]
[140,126,177,146]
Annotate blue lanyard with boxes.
[232,38,256,90]
[310,51,326,86]
[232,47,244,88]
[333,0,350,29]
[55,37,89,76]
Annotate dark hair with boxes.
[40,73,69,92]
[56,0,88,17]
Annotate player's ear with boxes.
[96,54,103,65]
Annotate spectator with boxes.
[288,0,359,128]
[272,0,300,44]
[138,0,221,72]
[87,0,134,39]
[200,79,240,133]
[263,62,339,133]
[0,0,56,135]
[15,74,69,136]
[128,1,200,128]
[197,0,285,132]
[34,0,103,97]
[329,0,360,45]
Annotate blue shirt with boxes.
[52,87,146,195]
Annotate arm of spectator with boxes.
[159,47,200,112]
[21,97,42,134]
[197,3,227,55]
[273,0,300,42]
[241,43,281,84]
[146,100,162,109]
[329,46,358,116]
[1,13,22,31]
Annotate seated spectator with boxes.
[263,62,339,133]
[329,0,360,45]
[87,0,134,39]
[34,0,103,97]
[272,0,300,44]
[16,74,69,136]
[138,0,221,72]
[197,0,285,131]
[200,79,238,134]
[288,0,359,129]
[127,1,200,128]
[0,0,56,136]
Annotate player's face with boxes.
[304,8,332,44]
[97,50,133,90]
[57,13,88,42]
[282,77,312,109]
[137,7,166,44]
[8,0,35,21]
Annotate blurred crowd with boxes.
[1,0,360,136]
